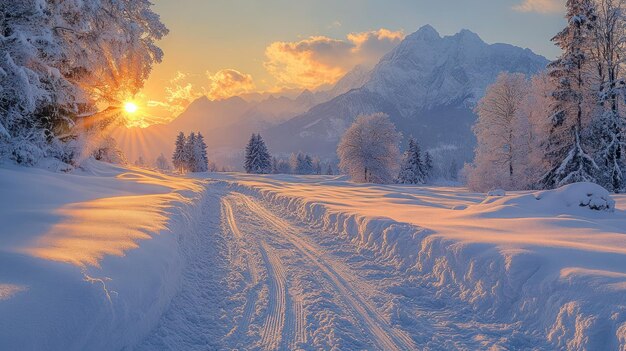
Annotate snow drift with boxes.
[0,160,207,350]
[213,173,626,350]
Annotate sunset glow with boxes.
[124,102,139,114]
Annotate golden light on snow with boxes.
[124,101,139,114]
[20,170,205,267]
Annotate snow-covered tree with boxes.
[325,163,334,175]
[193,132,209,172]
[312,157,322,175]
[541,0,600,189]
[91,136,127,165]
[184,132,197,172]
[172,132,187,173]
[271,157,291,174]
[244,133,272,174]
[517,72,556,186]
[468,73,530,191]
[289,152,315,174]
[0,0,168,165]
[397,138,426,184]
[134,156,146,167]
[155,153,170,171]
[586,0,626,192]
[337,113,401,184]
[423,151,433,180]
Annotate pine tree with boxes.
[271,157,280,174]
[397,138,425,184]
[194,132,209,172]
[541,0,599,189]
[587,0,626,192]
[185,132,197,172]
[172,132,187,173]
[423,151,433,180]
[302,154,314,174]
[244,133,272,174]
[312,157,322,175]
[325,163,334,175]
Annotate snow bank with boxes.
[0,160,207,350]
[212,173,626,350]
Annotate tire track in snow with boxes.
[221,198,260,343]
[258,242,289,350]
[237,193,417,351]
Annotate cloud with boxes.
[513,0,564,14]
[161,72,205,115]
[206,69,256,100]
[149,69,256,117]
[264,29,404,89]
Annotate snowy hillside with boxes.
[2,163,626,350]
[366,25,548,113]
[0,161,207,350]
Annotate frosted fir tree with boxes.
[325,163,334,175]
[337,113,401,184]
[541,0,599,189]
[275,158,291,174]
[302,154,314,175]
[312,157,322,175]
[172,132,187,173]
[397,138,426,184]
[271,157,280,174]
[586,0,626,192]
[193,132,209,172]
[244,133,272,174]
[184,132,197,172]
[290,152,314,174]
[423,151,434,180]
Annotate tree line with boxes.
[465,0,626,193]
[172,132,209,173]
[243,133,336,175]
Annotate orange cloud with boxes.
[264,29,404,90]
[159,72,204,115]
[513,0,564,14]
[147,69,256,117]
[207,69,256,100]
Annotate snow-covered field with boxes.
[2,162,626,350]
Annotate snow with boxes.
[0,159,206,350]
[487,189,506,196]
[209,173,626,349]
[2,165,626,349]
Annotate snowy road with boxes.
[138,185,542,350]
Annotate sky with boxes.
[133,0,566,127]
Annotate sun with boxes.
[124,101,139,114]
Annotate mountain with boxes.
[113,71,365,166]
[264,25,549,169]
[115,25,548,171]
